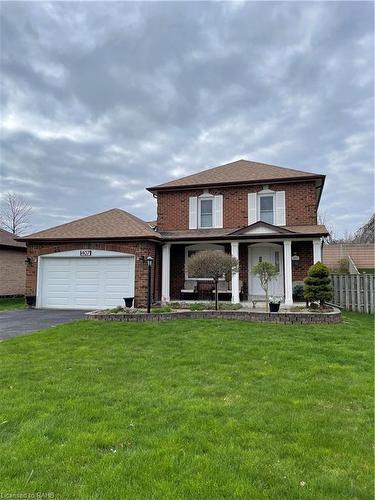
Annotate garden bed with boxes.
[86,306,341,324]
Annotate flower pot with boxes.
[123,297,134,308]
[269,303,280,313]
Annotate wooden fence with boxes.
[331,274,375,313]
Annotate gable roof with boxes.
[17,209,161,242]
[148,159,324,192]
[0,228,26,249]
[230,221,295,236]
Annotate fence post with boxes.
[356,275,361,313]
[363,274,369,313]
[350,275,356,311]
[344,275,350,310]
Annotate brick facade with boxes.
[291,241,314,282]
[26,241,161,307]
[0,248,26,296]
[157,181,317,231]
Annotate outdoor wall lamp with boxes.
[25,256,33,267]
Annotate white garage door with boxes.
[37,250,135,310]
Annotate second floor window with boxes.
[259,195,274,224]
[200,199,213,227]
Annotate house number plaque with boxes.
[80,250,92,256]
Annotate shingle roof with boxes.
[148,159,324,191]
[0,228,26,249]
[160,224,329,241]
[18,209,161,241]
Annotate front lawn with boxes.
[0,313,373,499]
[0,296,25,311]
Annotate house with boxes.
[18,159,328,309]
[323,243,375,273]
[0,228,26,296]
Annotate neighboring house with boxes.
[323,243,375,273]
[0,228,26,296]
[18,159,328,309]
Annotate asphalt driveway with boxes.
[0,309,86,340]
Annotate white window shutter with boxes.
[275,191,286,226]
[248,193,257,225]
[189,196,198,229]
[214,195,223,228]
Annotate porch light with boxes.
[25,257,33,267]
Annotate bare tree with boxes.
[0,192,32,235]
[318,210,336,243]
[353,214,374,243]
[251,261,279,311]
[187,250,239,310]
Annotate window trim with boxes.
[258,193,275,224]
[185,243,225,280]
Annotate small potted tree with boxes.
[304,261,333,309]
[252,261,279,312]
[187,250,239,310]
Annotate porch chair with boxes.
[211,280,231,300]
[180,280,198,300]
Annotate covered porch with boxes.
[161,238,322,305]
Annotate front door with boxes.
[249,245,284,298]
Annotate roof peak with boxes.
[148,158,324,191]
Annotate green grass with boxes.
[358,268,375,274]
[0,296,25,311]
[0,313,373,499]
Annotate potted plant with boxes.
[269,296,282,312]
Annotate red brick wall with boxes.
[157,181,317,231]
[239,244,248,297]
[26,241,161,307]
[292,241,313,282]
[0,248,26,295]
[170,245,185,300]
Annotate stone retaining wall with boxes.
[86,309,341,324]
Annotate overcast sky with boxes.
[1,1,373,236]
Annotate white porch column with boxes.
[283,240,293,306]
[231,241,240,304]
[313,239,322,264]
[161,243,171,302]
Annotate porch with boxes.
[161,239,323,305]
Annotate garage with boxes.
[37,249,135,310]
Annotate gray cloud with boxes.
[0,1,373,236]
